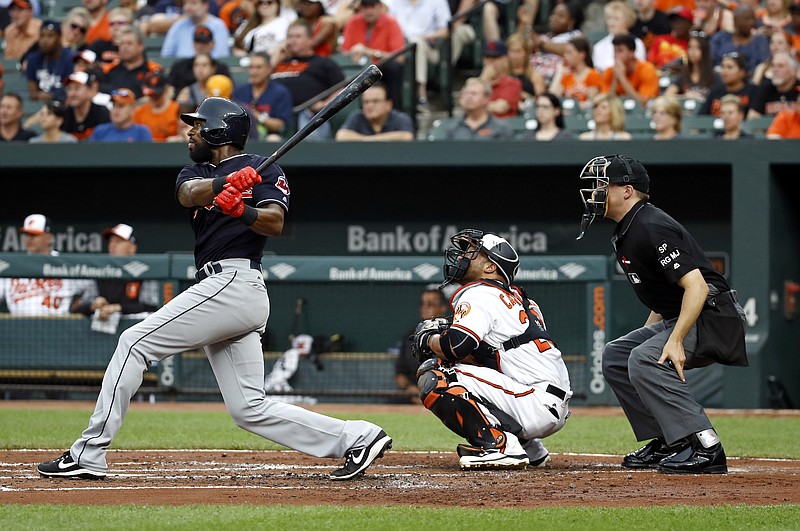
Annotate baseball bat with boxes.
[255,64,383,174]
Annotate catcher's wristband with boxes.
[212,176,227,194]
[238,205,258,226]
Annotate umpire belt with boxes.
[195,258,262,282]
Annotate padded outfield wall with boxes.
[0,140,797,408]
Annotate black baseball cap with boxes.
[194,25,213,43]
[41,19,61,35]
[604,154,650,193]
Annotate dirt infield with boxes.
[1,403,799,508]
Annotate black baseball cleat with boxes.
[37,451,106,480]
[329,430,393,480]
[622,438,690,469]
[658,443,728,474]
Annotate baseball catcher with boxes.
[411,229,572,470]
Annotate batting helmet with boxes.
[180,97,250,150]
[441,229,519,288]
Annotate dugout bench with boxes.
[0,314,161,396]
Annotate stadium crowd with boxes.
[1,0,799,142]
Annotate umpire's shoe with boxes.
[658,442,728,474]
[329,430,393,480]
[622,438,690,469]
[37,451,106,480]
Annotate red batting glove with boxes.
[214,184,245,218]
[225,166,262,192]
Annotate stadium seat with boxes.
[624,114,653,135]
[329,95,362,136]
[742,116,775,138]
[681,97,701,115]
[427,117,460,140]
[621,97,645,116]
[56,0,84,16]
[684,115,722,136]
[506,116,537,136]
[2,68,29,97]
[145,35,166,56]
[564,113,589,134]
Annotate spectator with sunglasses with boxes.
[89,87,152,142]
[88,7,135,67]
[698,51,757,115]
[62,6,92,52]
[3,0,41,61]
[710,4,769,72]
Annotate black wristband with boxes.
[212,176,226,194]
[238,205,258,226]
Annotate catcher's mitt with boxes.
[409,317,450,362]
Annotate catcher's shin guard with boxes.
[417,365,507,452]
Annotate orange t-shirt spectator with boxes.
[602,34,660,106]
[133,69,180,142]
[85,1,112,45]
[766,108,800,139]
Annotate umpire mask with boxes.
[576,156,613,240]
[576,154,650,240]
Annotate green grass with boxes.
[1,407,798,529]
[1,408,798,458]
[0,504,798,530]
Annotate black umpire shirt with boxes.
[611,201,730,320]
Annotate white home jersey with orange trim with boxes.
[450,281,571,391]
[0,278,96,316]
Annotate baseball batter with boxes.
[37,97,391,481]
[412,229,572,470]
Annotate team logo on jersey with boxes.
[276,174,290,195]
[628,273,641,284]
[454,301,471,320]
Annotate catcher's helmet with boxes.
[180,97,250,150]
[441,229,519,288]
[576,154,649,240]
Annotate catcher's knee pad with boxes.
[417,366,506,452]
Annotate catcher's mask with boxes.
[576,154,650,240]
[441,229,519,288]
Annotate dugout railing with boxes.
[0,253,610,403]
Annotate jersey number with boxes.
[42,295,63,310]
[518,311,554,352]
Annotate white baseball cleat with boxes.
[457,445,529,470]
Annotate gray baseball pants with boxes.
[70,259,382,473]
[601,318,713,446]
